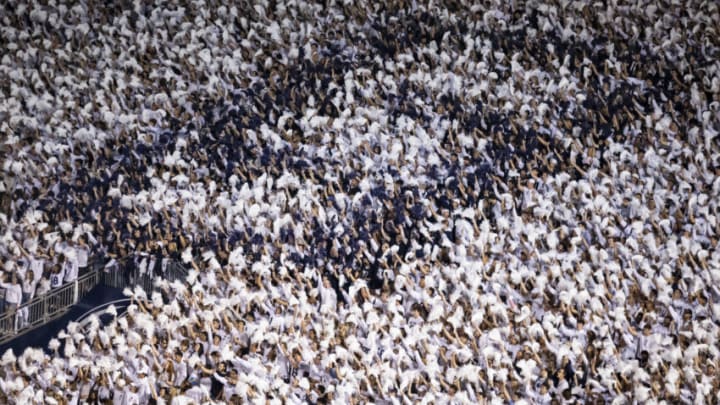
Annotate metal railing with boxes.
[0,255,189,345]
[165,259,190,284]
[0,271,94,342]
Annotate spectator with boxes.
[61,251,79,284]
[75,236,90,275]
[34,270,51,297]
[0,273,22,332]
[49,265,64,290]
[17,270,39,328]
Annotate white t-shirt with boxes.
[170,395,195,405]
[124,390,141,405]
[15,258,29,279]
[98,385,112,401]
[2,282,22,305]
[29,258,45,279]
[36,278,51,296]
[184,385,209,403]
[67,389,80,405]
[174,360,189,386]
[17,383,34,404]
[51,269,65,288]
[137,255,149,275]
[63,258,79,283]
[319,282,337,314]
[22,276,39,299]
[135,376,154,403]
[76,247,89,268]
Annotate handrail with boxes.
[0,270,98,343]
[0,255,190,345]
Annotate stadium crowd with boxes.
[0,0,719,403]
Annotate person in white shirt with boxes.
[124,382,142,405]
[75,237,90,270]
[133,368,157,403]
[21,270,38,304]
[62,251,79,284]
[34,275,51,297]
[319,276,337,315]
[96,373,113,403]
[0,273,22,332]
[14,255,29,280]
[18,270,39,328]
[50,264,65,289]
[172,350,189,387]
[16,381,35,405]
[184,376,210,403]
[28,255,45,281]
[112,379,127,405]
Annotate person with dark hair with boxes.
[199,359,229,401]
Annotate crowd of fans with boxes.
[0,0,719,403]
[0,235,91,325]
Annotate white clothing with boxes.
[50,269,65,288]
[2,282,22,305]
[63,258,79,283]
